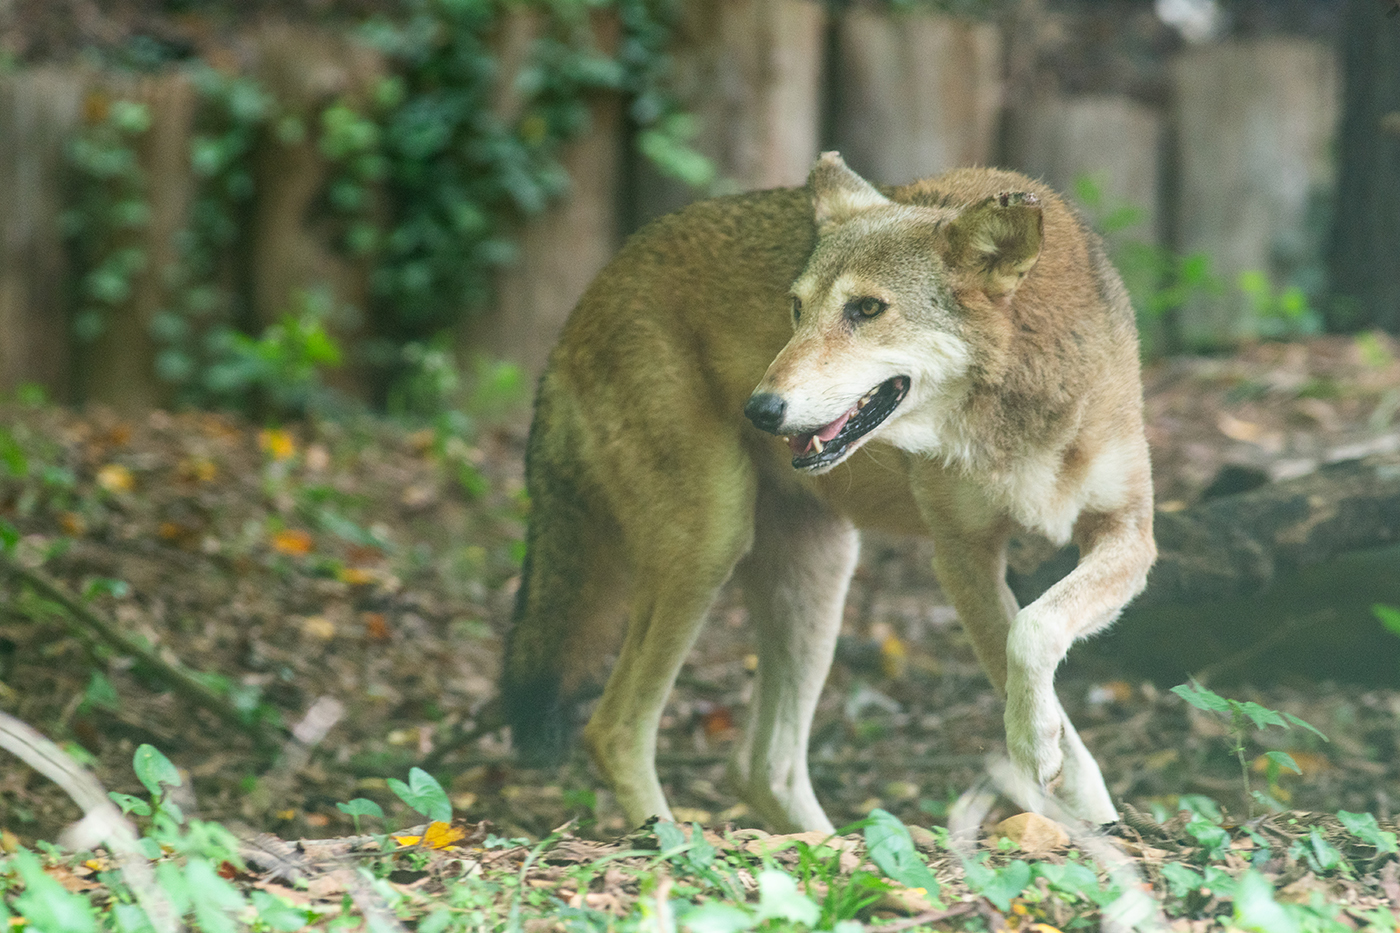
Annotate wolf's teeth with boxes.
[857,397,868,410]
[810,437,824,454]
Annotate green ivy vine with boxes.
[65,0,705,417]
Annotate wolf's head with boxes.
[744,152,1044,474]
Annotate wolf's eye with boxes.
[791,296,802,324]
[848,296,887,320]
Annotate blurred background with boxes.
[0,0,1395,417]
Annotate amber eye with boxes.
[791,296,802,324]
[849,296,887,320]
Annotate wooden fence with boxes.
[0,4,1341,408]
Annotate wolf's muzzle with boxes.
[744,392,787,433]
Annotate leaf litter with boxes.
[1,335,1400,926]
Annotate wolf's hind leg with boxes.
[729,487,857,834]
[582,461,756,830]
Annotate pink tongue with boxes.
[788,409,853,455]
[816,411,852,442]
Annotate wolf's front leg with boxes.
[729,488,858,834]
[1004,506,1155,822]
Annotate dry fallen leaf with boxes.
[338,566,378,586]
[363,612,391,641]
[271,529,314,556]
[422,820,468,849]
[259,428,297,461]
[96,463,134,493]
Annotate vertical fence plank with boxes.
[829,8,1002,185]
[623,0,826,231]
[75,72,197,411]
[1008,94,1162,242]
[0,68,85,398]
[476,98,622,384]
[456,10,625,388]
[247,25,384,398]
[1173,38,1339,346]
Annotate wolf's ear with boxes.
[809,151,891,234]
[942,191,1044,302]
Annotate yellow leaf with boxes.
[423,821,467,849]
[259,428,297,461]
[271,529,314,556]
[301,616,335,641]
[880,633,907,679]
[96,463,134,493]
[338,566,377,586]
[392,834,422,847]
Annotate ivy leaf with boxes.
[680,902,755,933]
[967,859,1031,912]
[1305,827,1345,873]
[863,808,941,901]
[1376,604,1400,637]
[1237,701,1287,731]
[1279,713,1327,744]
[1232,870,1299,933]
[387,767,451,823]
[753,870,819,926]
[1337,810,1399,855]
[1172,680,1231,714]
[133,744,182,799]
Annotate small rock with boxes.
[995,812,1069,853]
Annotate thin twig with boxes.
[0,553,286,747]
[865,902,977,932]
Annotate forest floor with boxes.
[3,333,1400,928]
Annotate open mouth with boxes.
[786,376,909,470]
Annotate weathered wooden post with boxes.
[828,7,1002,185]
[0,68,86,399]
[74,71,197,411]
[246,24,384,398]
[622,0,826,230]
[1172,39,1339,347]
[459,9,628,388]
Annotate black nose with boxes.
[744,393,787,433]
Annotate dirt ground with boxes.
[2,334,1399,848]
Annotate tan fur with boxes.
[501,153,1156,832]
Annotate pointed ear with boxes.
[942,191,1044,302]
[809,151,891,234]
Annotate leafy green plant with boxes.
[862,808,939,903]
[1075,174,1322,354]
[1375,604,1400,639]
[337,798,387,835]
[1172,680,1328,818]
[202,291,345,418]
[387,766,452,823]
[1238,269,1322,338]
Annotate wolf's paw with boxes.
[1005,700,1065,790]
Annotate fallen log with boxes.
[1009,453,1400,685]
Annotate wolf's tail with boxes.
[500,374,621,766]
